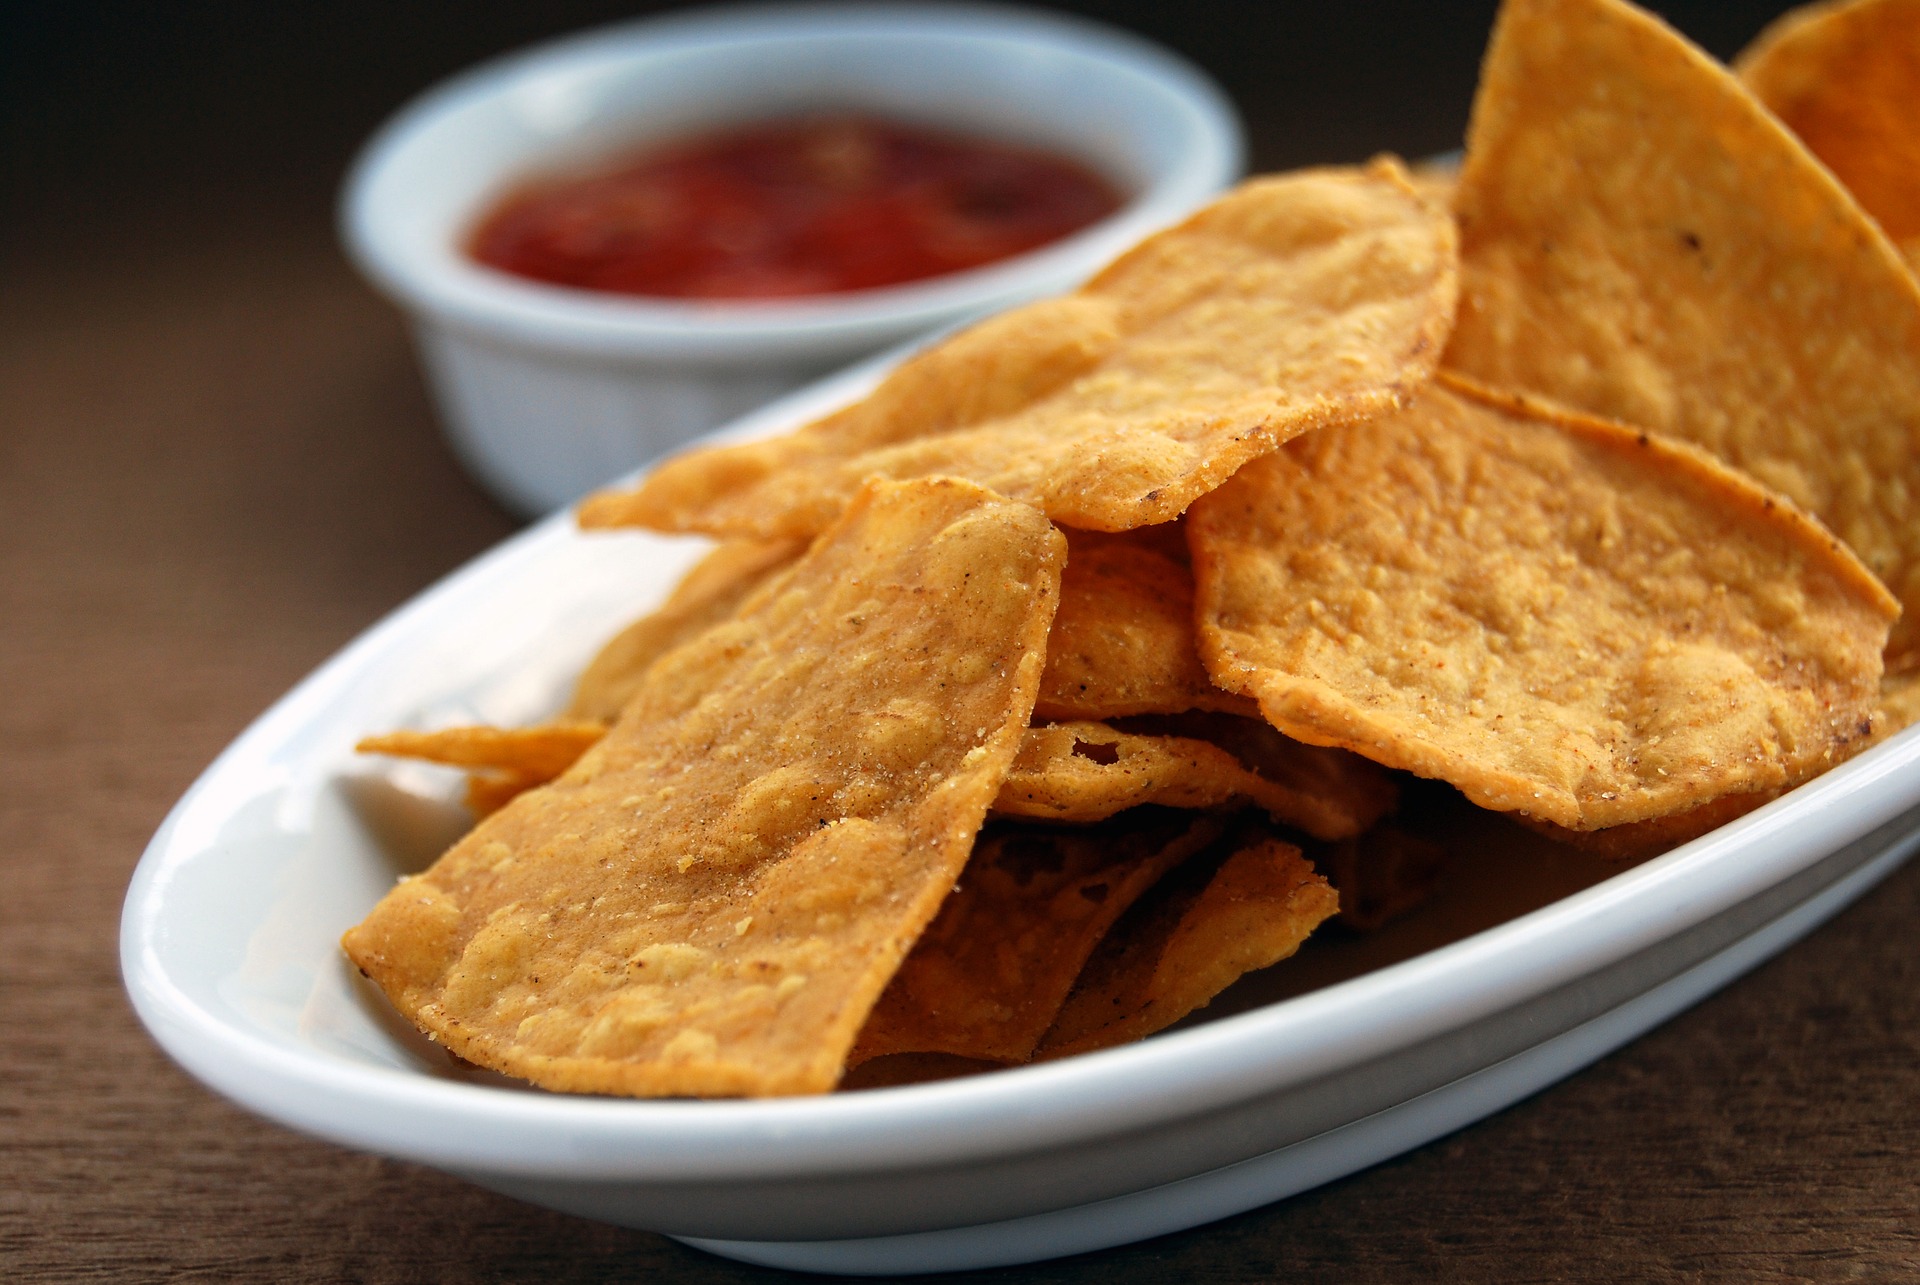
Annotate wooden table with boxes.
[7,3,1919,1279]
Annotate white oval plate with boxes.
[121,352,1920,1275]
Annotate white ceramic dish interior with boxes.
[341,2,1244,515]
[122,352,1920,1275]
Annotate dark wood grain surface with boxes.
[7,3,1920,1280]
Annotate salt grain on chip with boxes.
[1445,0,1920,665]
[1189,375,1896,830]
[342,477,1063,1098]
[578,159,1458,539]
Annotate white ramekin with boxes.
[340,2,1244,514]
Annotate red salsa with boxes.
[466,116,1124,300]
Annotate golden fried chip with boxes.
[578,159,1458,539]
[1119,710,1401,840]
[567,538,801,722]
[1189,376,1896,830]
[368,713,1381,840]
[342,478,1064,1098]
[852,810,1225,1066]
[1316,825,1448,932]
[1445,0,1920,664]
[1035,527,1256,721]
[1037,828,1337,1059]
[357,723,607,780]
[1738,0,1920,246]
[995,720,1370,841]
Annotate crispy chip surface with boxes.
[1035,527,1255,721]
[578,160,1458,538]
[568,538,801,723]
[1189,376,1896,829]
[1037,829,1337,1058]
[852,810,1224,1066]
[1738,0,1920,245]
[996,720,1374,841]
[342,478,1063,1098]
[1445,0,1920,664]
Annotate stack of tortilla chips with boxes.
[345,0,1920,1098]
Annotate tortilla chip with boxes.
[568,538,802,723]
[342,477,1064,1098]
[579,159,1458,538]
[1035,527,1256,721]
[852,810,1225,1065]
[996,720,1371,841]
[1317,825,1449,932]
[1189,375,1896,830]
[1738,0,1920,245]
[357,723,607,781]
[1037,828,1338,1058]
[359,722,609,819]
[366,713,1381,840]
[1445,0,1920,665]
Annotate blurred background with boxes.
[5,0,1800,280]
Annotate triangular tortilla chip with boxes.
[342,477,1063,1097]
[852,810,1224,1066]
[1738,0,1920,246]
[358,723,608,780]
[579,159,1458,538]
[1445,0,1920,665]
[1189,375,1896,829]
[1037,827,1337,1059]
